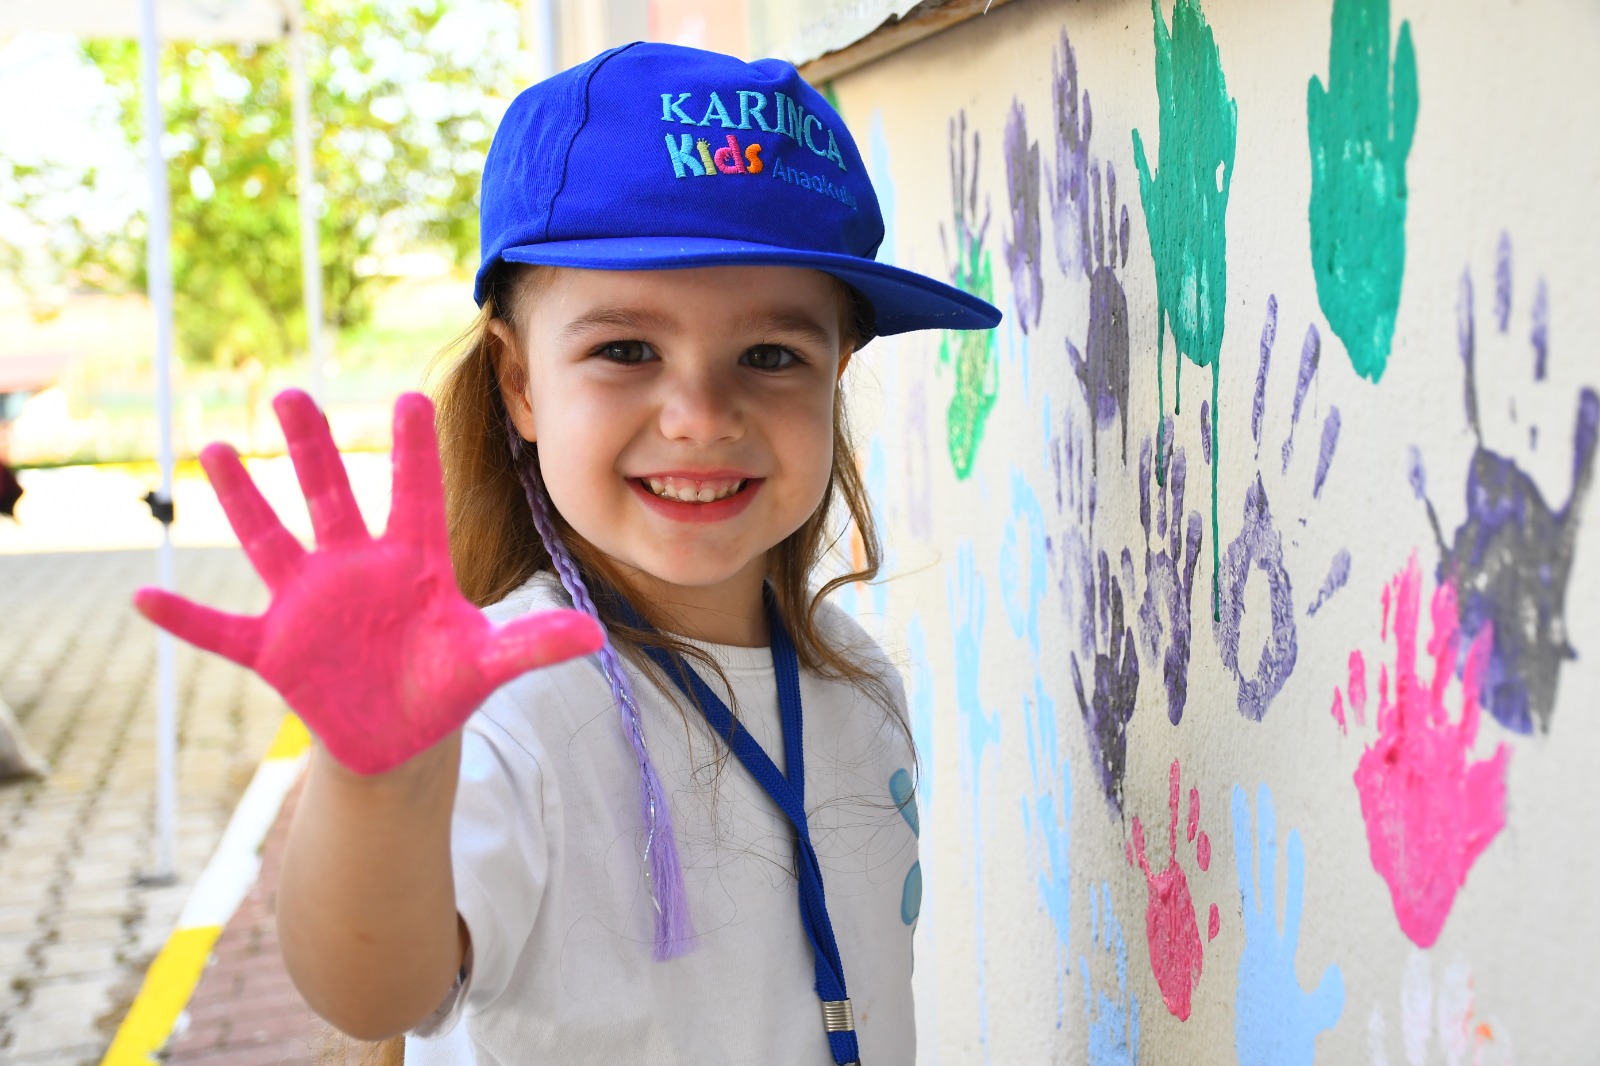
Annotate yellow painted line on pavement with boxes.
[99,926,221,1066]
[99,713,312,1065]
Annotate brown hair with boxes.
[321,263,899,1065]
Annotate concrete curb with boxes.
[99,714,313,1065]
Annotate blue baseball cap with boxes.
[475,41,1002,338]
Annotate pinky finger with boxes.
[133,587,263,669]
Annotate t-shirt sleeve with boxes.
[411,699,551,1037]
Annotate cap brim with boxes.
[498,236,1001,337]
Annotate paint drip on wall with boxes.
[1131,0,1239,616]
[1337,554,1510,948]
[1307,0,1418,382]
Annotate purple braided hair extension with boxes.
[506,423,694,959]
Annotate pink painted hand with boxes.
[133,389,604,775]
[1341,553,1509,948]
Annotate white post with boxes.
[138,0,179,886]
[287,0,325,402]
[523,0,556,82]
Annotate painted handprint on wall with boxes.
[941,111,999,480]
[1073,546,1140,818]
[1336,554,1510,948]
[1137,420,1202,724]
[1232,783,1345,1066]
[1215,297,1351,721]
[1126,758,1217,1021]
[1081,881,1141,1066]
[1049,28,1132,474]
[1022,674,1071,1018]
[1067,159,1132,474]
[1414,241,1598,733]
[1308,0,1417,382]
[1368,951,1514,1066]
[949,540,1000,1036]
[1048,26,1092,283]
[1003,100,1043,334]
[1132,0,1237,611]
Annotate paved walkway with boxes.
[164,774,320,1065]
[0,548,289,1064]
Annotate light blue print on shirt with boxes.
[890,767,921,925]
[1232,783,1345,1066]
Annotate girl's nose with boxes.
[658,368,743,444]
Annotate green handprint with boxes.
[1308,0,1418,383]
[1131,0,1237,618]
[941,110,999,480]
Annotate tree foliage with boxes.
[73,0,519,367]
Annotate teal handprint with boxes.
[1131,0,1237,617]
[1232,783,1345,1066]
[1308,0,1418,382]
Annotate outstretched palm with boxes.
[135,389,602,775]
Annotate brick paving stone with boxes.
[0,548,285,1062]
[167,774,318,1066]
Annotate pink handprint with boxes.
[1336,553,1510,948]
[133,390,603,775]
[1126,758,1217,1022]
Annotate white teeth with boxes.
[643,477,747,502]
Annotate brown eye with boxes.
[596,340,654,364]
[743,345,799,370]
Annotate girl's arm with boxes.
[132,390,601,1038]
[276,736,466,1040]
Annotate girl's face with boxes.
[499,265,851,624]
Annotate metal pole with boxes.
[287,0,325,402]
[138,0,178,886]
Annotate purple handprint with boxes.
[1072,546,1140,817]
[1004,99,1043,333]
[1215,298,1349,721]
[1138,420,1203,724]
[1047,27,1092,283]
[1067,158,1133,472]
[1415,238,1597,733]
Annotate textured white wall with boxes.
[827,0,1600,1061]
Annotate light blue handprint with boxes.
[1022,675,1070,1018]
[1081,881,1140,1066]
[949,541,1000,1047]
[1232,783,1345,1066]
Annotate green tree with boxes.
[77,0,519,368]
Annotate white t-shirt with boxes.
[407,573,919,1065]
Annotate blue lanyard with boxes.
[620,588,861,1065]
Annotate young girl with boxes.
[136,42,998,1065]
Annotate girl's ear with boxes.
[489,318,537,442]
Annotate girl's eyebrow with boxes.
[559,307,677,340]
[560,305,836,350]
[732,308,835,351]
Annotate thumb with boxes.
[479,609,605,688]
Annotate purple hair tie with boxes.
[507,423,694,959]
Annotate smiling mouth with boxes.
[639,476,751,503]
